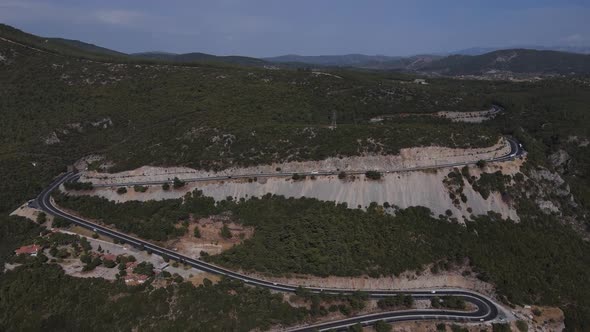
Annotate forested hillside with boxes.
[1,23,590,331]
[422,49,590,75]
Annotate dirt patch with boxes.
[187,272,222,286]
[166,216,254,258]
[384,321,491,332]
[518,306,565,332]
[69,225,114,243]
[10,203,44,222]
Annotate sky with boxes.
[1,0,589,57]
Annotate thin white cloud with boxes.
[564,33,584,43]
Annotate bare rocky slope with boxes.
[74,139,518,221]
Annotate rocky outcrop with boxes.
[44,131,61,145]
[548,149,571,173]
[528,168,576,215]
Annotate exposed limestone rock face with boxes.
[548,149,570,172]
[528,168,576,215]
[44,131,61,145]
[90,117,113,129]
[529,168,566,187]
[74,162,521,222]
[535,199,561,214]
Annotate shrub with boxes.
[516,320,528,332]
[338,171,347,179]
[220,224,232,239]
[365,170,382,180]
[52,216,72,228]
[133,185,148,193]
[162,183,170,191]
[103,260,116,268]
[63,181,93,191]
[116,187,127,195]
[36,212,47,224]
[133,262,155,276]
[374,320,392,332]
[173,177,185,189]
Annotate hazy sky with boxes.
[1,0,589,57]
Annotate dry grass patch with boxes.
[167,215,254,258]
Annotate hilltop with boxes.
[131,51,267,66]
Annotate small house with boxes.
[15,244,41,256]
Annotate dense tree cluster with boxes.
[0,264,307,331]
[63,181,94,191]
[377,294,414,309]
[53,190,218,241]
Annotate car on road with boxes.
[311,171,318,174]
[431,290,436,294]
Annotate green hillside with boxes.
[48,37,126,57]
[423,49,590,75]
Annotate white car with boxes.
[431,290,436,294]
[311,171,318,174]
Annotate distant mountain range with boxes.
[262,54,403,66]
[263,46,590,73]
[130,51,266,66]
[450,45,590,56]
[419,49,590,75]
[2,23,589,76]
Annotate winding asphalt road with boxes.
[34,138,523,331]
[89,137,523,188]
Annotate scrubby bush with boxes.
[365,170,382,180]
